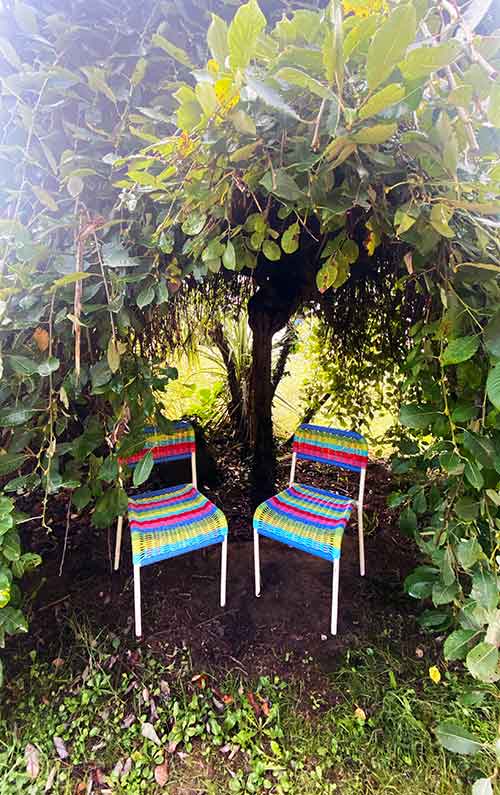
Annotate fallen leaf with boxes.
[51,657,64,669]
[154,758,169,786]
[429,665,441,684]
[44,766,56,792]
[121,758,132,778]
[167,739,178,754]
[75,782,86,793]
[33,327,49,352]
[415,647,424,658]
[25,744,40,780]
[53,736,69,760]
[142,686,150,704]
[111,760,123,779]
[122,713,135,728]
[246,692,260,717]
[222,694,234,704]
[354,707,366,721]
[160,680,171,699]
[141,722,161,746]
[191,673,207,689]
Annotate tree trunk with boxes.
[248,308,275,502]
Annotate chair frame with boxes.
[114,441,228,637]
[253,442,366,636]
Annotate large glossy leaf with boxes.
[399,404,440,429]
[366,5,416,90]
[358,84,405,121]
[151,33,192,68]
[351,123,397,144]
[404,565,439,598]
[259,169,304,202]
[0,408,39,428]
[484,310,500,357]
[487,363,500,410]
[133,451,154,487]
[207,14,228,66]
[227,0,266,72]
[466,641,499,682]
[275,67,331,99]
[441,336,480,366]
[444,629,479,661]
[435,721,482,755]
[400,42,462,81]
[246,76,300,119]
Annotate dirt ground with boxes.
[11,441,421,687]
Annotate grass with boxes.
[1,622,497,794]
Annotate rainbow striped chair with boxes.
[253,424,368,635]
[115,421,228,637]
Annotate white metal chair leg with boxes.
[253,527,261,597]
[114,515,123,572]
[357,467,366,577]
[220,535,228,607]
[358,506,365,577]
[133,564,142,638]
[331,557,340,635]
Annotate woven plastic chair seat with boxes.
[129,483,228,567]
[253,483,353,562]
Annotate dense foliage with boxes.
[0,4,499,772]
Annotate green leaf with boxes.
[151,33,192,68]
[50,272,92,290]
[343,16,378,60]
[136,285,155,309]
[0,453,26,476]
[366,4,416,90]
[259,169,304,202]
[0,514,13,535]
[7,355,38,377]
[466,642,499,683]
[72,485,92,511]
[351,123,397,144]
[439,451,463,475]
[358,84,405,121]
[92,486,128,529]
[81,67,116,104]
[487,363,500,410]
[430,204,454,238]
[457,539,483,570]
[262,240,281,261]
[464,460,484,490]
[195,83,217,117]
[441,336,479,366]
[1,530,21,561]
[281,222,300,254]
[471,568,498,611]
[227,0,266,72]
[484,310,500,357]
[455,496,479,521]
[444,629,478,661]
[133,450,154,487]
[322,0,344,94]
[246,76,300,120]
[400,42,462,81]
[399,403,440,429]
[230,110,257,136]
[399,506,417,535]
[275,67,331,99]
[207,14,228,66]
[432,579,459,606]
[435,721,482,755]
[404,566,439,599]
[222,241,236,270]
[37,357,60,377]
[90,359,112,389]
[182,211,206,236]
[0,408,38,428]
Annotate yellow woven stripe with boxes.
[131,509,227,556]
[129,494,205,522]
[255,503,344,548]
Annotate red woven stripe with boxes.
[120,441,194,466]
[270,495,347,526]
[293,441,366,468]
[130,500,212,530]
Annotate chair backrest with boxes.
[119,421,197,483]
[292,424,368,473]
